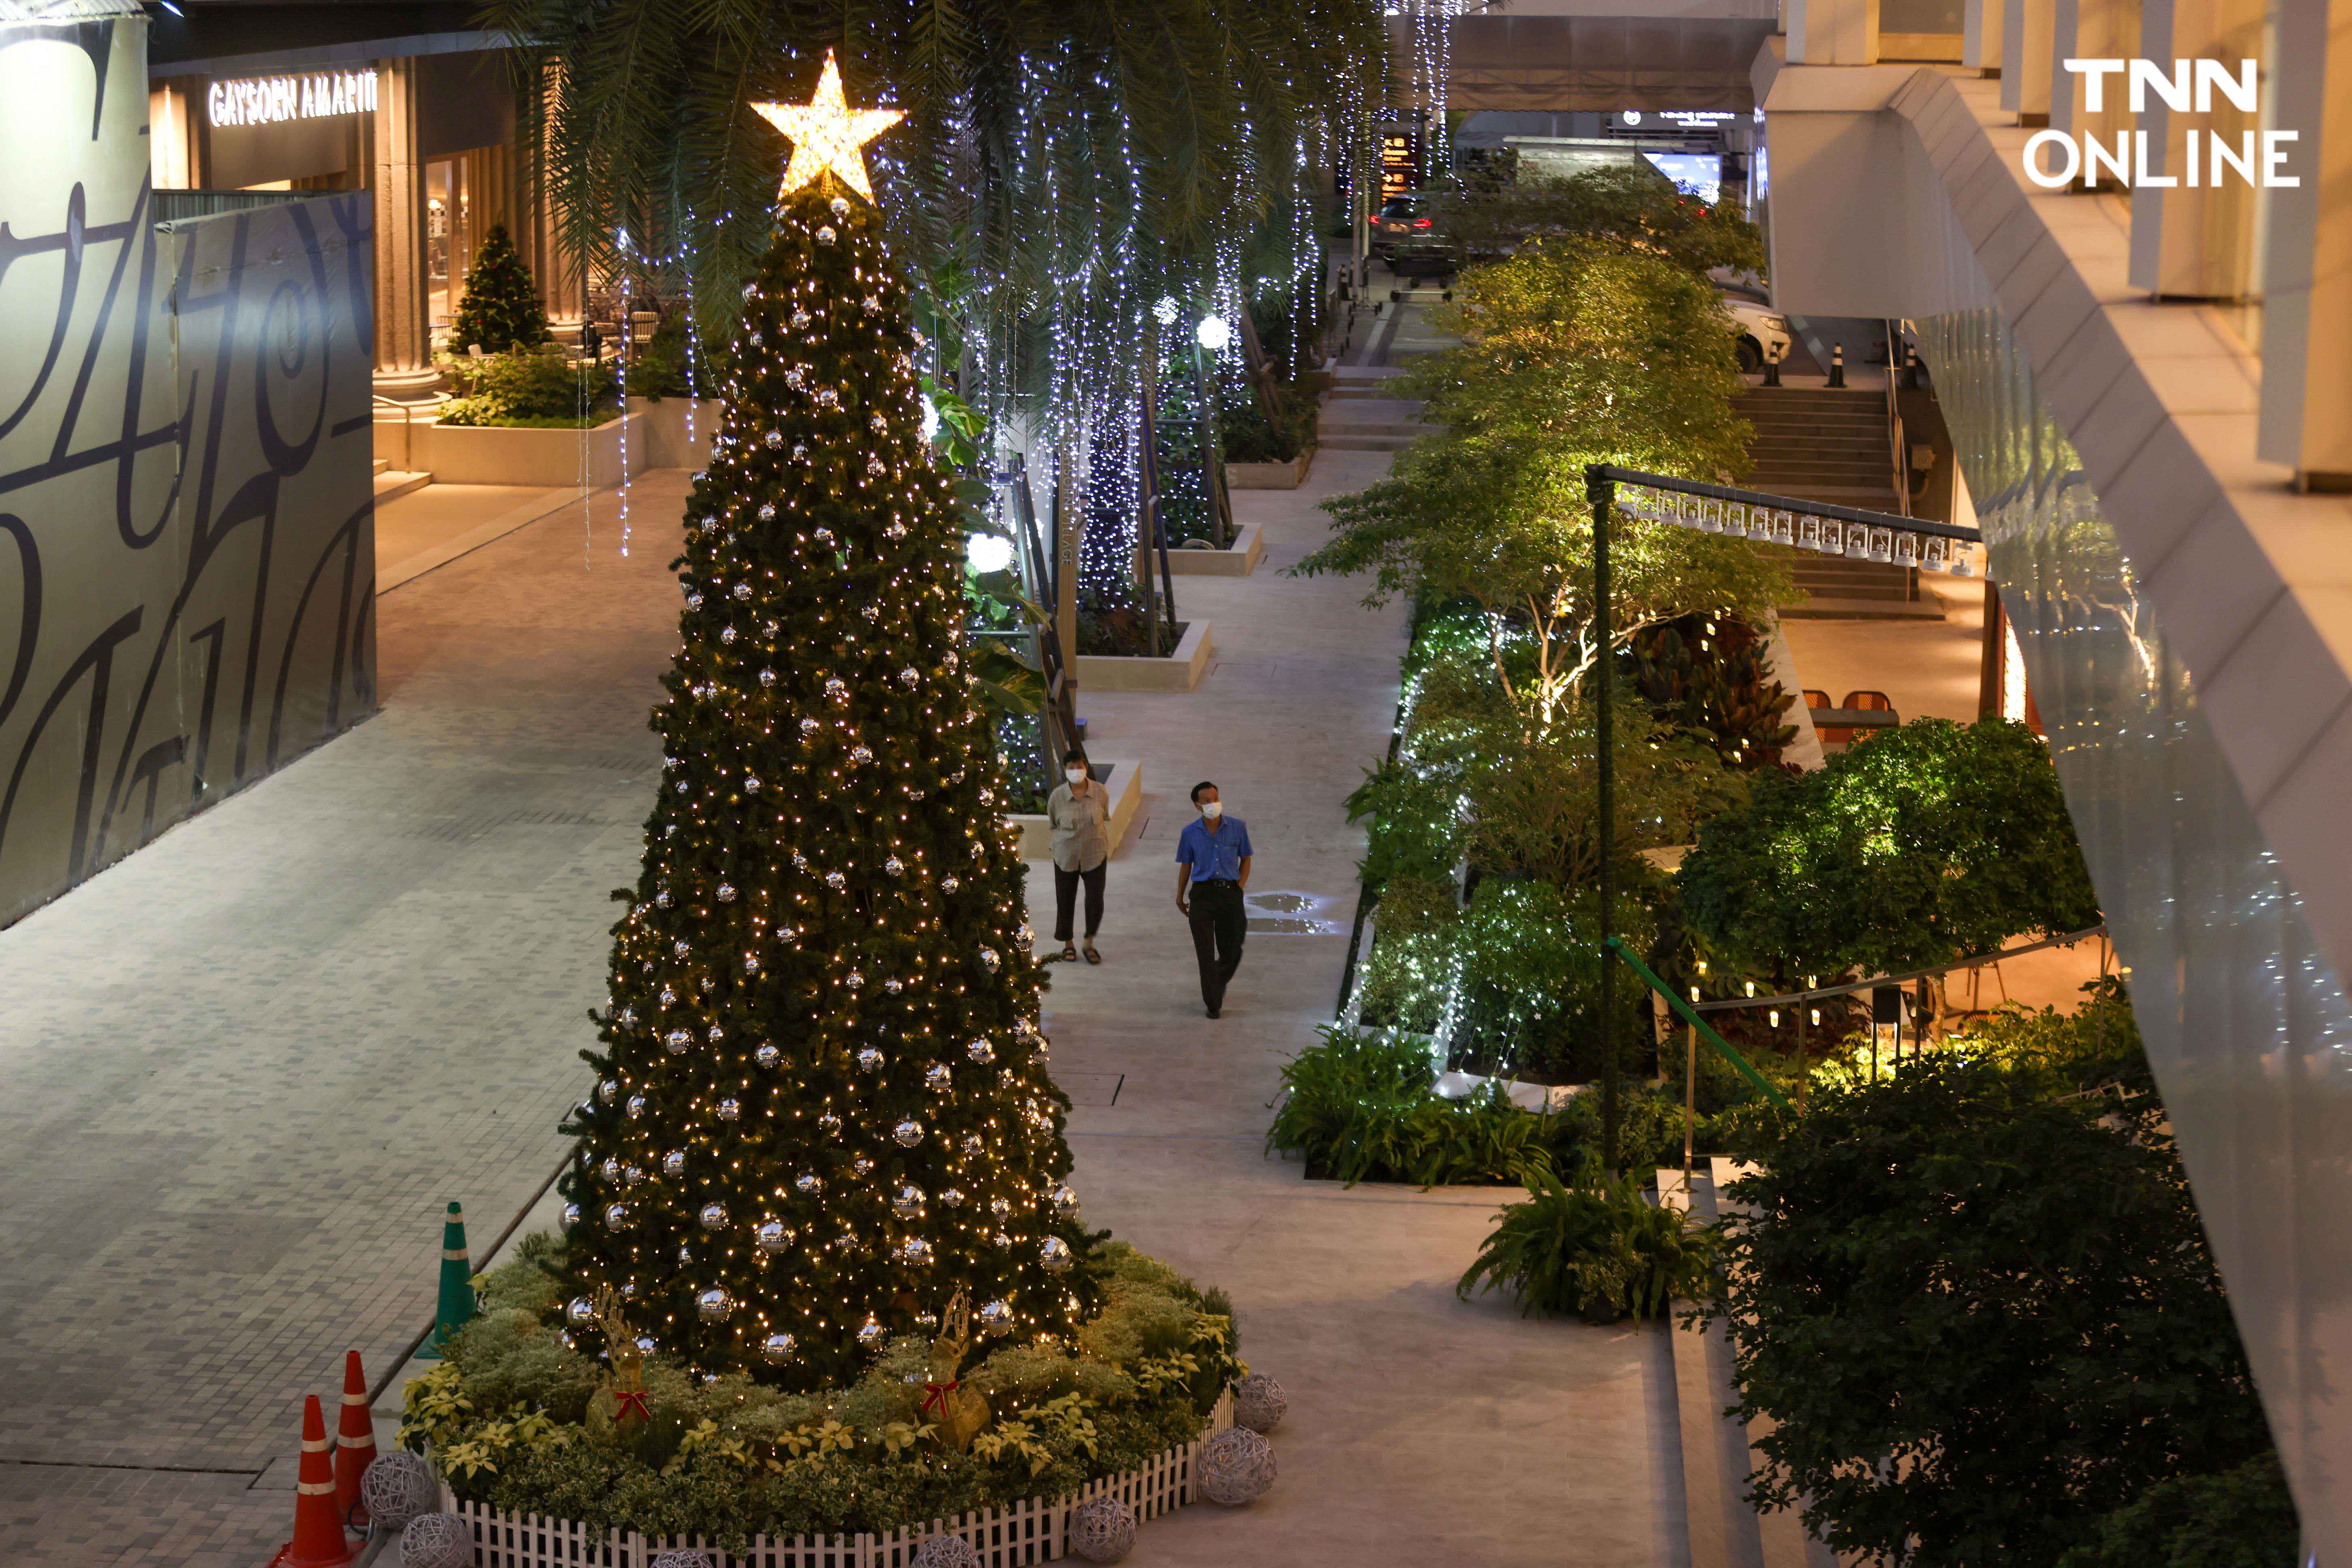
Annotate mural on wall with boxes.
[0,9,375,926]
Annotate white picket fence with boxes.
[447,1390,1232,1568]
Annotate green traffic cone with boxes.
[419,1201,475,1359]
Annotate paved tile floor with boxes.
[1,443,1683,1563]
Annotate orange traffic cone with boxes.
[268,1395,357,1568]
[333,1351,378,1527]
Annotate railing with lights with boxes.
[1591,466,1985,581]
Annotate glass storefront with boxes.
[1920,305,2352,1542]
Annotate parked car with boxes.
[1725,298,1793,373]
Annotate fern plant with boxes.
[1458,1161,1719,1321]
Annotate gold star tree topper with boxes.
[753,52,903,203]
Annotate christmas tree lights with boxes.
[557,66,1092,1386]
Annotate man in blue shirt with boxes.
[1174,781,1253,1018]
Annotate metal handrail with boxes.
[1606,937,1795,1112]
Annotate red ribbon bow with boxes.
[920,1380,960,1417]
[612,1389,651,1423]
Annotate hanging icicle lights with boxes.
[509,9,1390,468]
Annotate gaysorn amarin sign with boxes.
[208,68,377,128]
[2022,58,2301,188]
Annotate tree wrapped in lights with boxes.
[557,58,1093,1389]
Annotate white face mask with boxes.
[1065,768,1088,784]
[1200,801,1223,819]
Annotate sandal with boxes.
[1059,943,1078,963]
[1083,943,1101,965]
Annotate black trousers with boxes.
[1053,862,1106,942]
[1187,878,1246,1010]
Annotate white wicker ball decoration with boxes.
[649,1551,715,1568]
[1197,1425,1277,1507]
[359,1450,441,1530]
[910,1535,982,1568]
[1233,1372,1288,1434]
[1067,1496,1138,1563]
[398,1512,474,1568]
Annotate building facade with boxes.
[145,5,581,396]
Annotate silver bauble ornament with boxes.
[627,1094,648,1118]
[697,1287,733,1321]
[978,947,1000,971]
[898,1237,934,1265]
[991,1196,1013,1220]
[796,1172,824,1195]
[965,1038,995,1064]
[622,1164,646,1187]
[761,1332,797,1364]
[756,1042,782,1069]
[717,1097,741,1121]
[884,856,905,876]
[707,1023,726,1045]
[1050,1184,1080,1217]
[851,1156,875,1177]
[940,1187,966,1208]
[1041,1236,1073,1274]
[603,1202,631,1231]
[699,1203,729,1231]
[634,1334,657,1354]
[925,1063,953,1092]
[855,1314,885,1349]
[561,1202,582,1230]
[892,1184,926,1217]
[893,1118,925,1147]
[663,1150,688,1177]
[977,1299,1014,1334]
[566,1297,595,1326]
[760,668,778,688]
[664,1029,692,1054]
[597,1079,620,1104]
[716,882,737,902]
[857,1047,884,1072]
[758,1220,794,1253]
[941,876,960,894]
[658,984,677,1006]
[818,1111,843,1136]
[599,1157,621,1183]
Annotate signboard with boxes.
[208,69,377,128]
[1379,131,1420,201]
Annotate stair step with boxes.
[1784,594,1946,620]
[373,469,433,504]
[1321,434,1420,452]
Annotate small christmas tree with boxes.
[558,53,1093,1389]
[448,222,550,354]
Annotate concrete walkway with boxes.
[0,444,1683,1564]
[1044,446,1686,1567]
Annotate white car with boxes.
[1725,298,1794,373]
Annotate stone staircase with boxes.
[1660,1162,1845,1568]
[1318,366,1434,453]
[1738,389,1939,620]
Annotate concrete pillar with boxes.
[1788,0,1881,64]
[1964,0,2005,72]
[2128,0,2266,296]
[371,56,435,394]
[2000,0,2056,121]
[2258,0,2352,485]
[2051,0,2136,143]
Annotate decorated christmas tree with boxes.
[558,54,1092,1390]
[449,221,551,354]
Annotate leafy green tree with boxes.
[1432,162,1768,279]
[558,184,1091,1389]
[448,222,552,354]
[1715,1033,2276,1566]
[1677,717,2100,983]
[1297,239,1787,733]
[2055,1454,2298,1568]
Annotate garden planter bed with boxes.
[409,410,653,488]
[627,395,725,471]
[439,1389,1233,1568]
[1007,759,1144,861]
[1167,523,1265,577]
[1226,450,1314,489]
[1074,620,1214,692]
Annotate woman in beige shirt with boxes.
[1047,749,1111,963]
